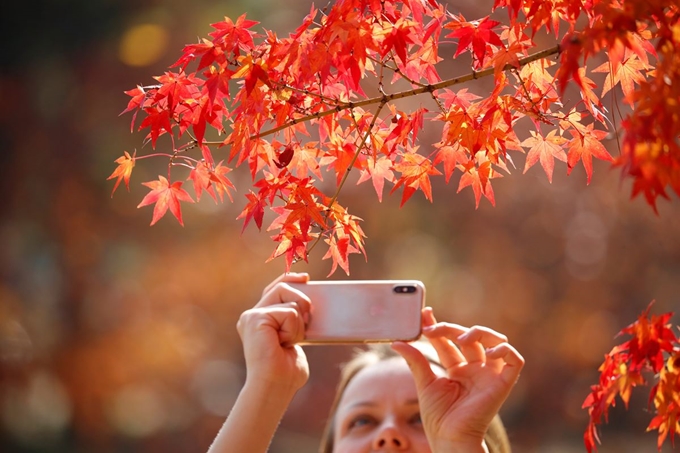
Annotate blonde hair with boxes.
[319,343,511,453]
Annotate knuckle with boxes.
[237,310,253,329]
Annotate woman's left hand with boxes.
[392,307,524,453]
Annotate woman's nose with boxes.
[372,423,409,450]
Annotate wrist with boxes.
[431,439,489,453]
[244,374,303,400]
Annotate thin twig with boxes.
[608,59,624,156]
[306,101,387,255]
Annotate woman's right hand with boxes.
[393,308,524,452]
[236,272,312,395]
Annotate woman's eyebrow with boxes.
[345,398,420,409]
[346,401,378,409]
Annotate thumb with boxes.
[392,342,437,391]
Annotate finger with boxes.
[422,306,437,327]
[261,272,310,296]
[277,304,307,347]
[485,343,525,384]
[256,282,312,317]
[421,309,465,369]
[457,325,508,349]
[259,303,307,346]
[391,341,437,390]
[421,322,468,338]
[423,323,486,363]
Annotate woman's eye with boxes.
[410,412,422,425]
[348,415,375,429]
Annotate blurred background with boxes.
[1,0,678,452]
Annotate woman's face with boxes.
[332,357,433,452]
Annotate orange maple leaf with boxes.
[457,154,502,208]
[648,353,680,449]
[593,53,651,103]
[322,236,360,277]
[188,161,216,202]
[210,162,235,202]
[266,212,311,271]
[107,151,136,196]
[357,156,396,202]
[391,149,442,206]
[433,142,468,183]
[488,40,523,79]
[567,125,613,184]
[521,130,567,183]
[137,176,195,226]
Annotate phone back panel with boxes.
[290,280,425,344]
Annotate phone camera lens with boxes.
[394,285,416,294]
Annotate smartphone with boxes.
[289,280,425,344]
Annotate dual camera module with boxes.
[393,285,417,294]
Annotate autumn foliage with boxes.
[583,303,680,451]
[112,0,680,274]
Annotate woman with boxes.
[319,343,512,453]
[208,273,524,452]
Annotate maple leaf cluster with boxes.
[111,0,679,274]
[583,303,680,452]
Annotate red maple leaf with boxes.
[620,303,678,372]
[137,176,194,226]
[173,39,225,71]
[237,191,267,232]
[445,15,503,66]
[274,144,294,169]
[209,14,259,53]
[139,107,173,148]
[121,86,147,132]
[555,32,586,95]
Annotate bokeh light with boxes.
[119,24,170,67]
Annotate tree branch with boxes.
[251,45,561,141]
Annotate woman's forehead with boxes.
[338,358,417,406]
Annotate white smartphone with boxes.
[289,280,425,344]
